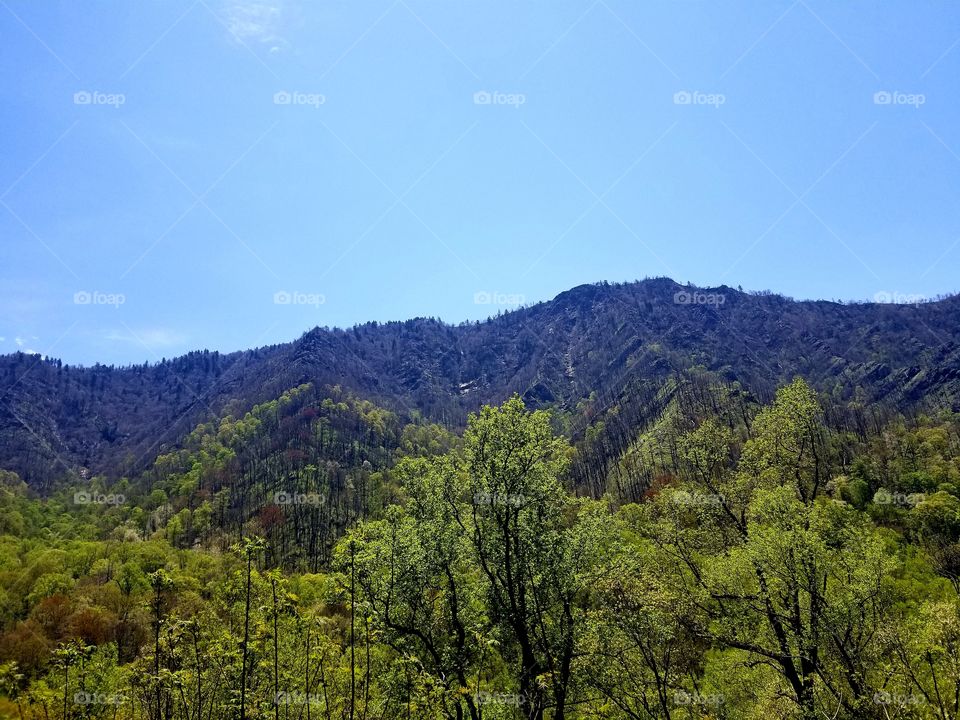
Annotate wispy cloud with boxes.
[221,0,285,46]
[8,336,42,356]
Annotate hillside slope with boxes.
[1,278,958,487]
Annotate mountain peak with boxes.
[2,279,959,485]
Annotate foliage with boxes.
[0,383,959,718]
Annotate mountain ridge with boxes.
[2,277,959,487]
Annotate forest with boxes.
[4,280,959,490]
[0,377,958,719]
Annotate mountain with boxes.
[2,277,959,489]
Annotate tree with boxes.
[0,661,26,720]
[453,396,585,720]
[235,537,266,720]
[648,379,898,718]
[147,569,174,720]
[585,509,709,718]
[342,482,485,720]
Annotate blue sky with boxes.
[1,0,959,366]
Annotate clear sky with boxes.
[1,0,958,366]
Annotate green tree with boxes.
[649,380,899,719]
[235,537,266,720]
[455,396,585,720]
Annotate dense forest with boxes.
[3,279,960,489]
[1,276,959,720]
[0,373,959,718]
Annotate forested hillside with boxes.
[2,279,960,718]
[0,381,959,718]
[2,278,959,490]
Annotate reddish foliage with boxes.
[0,619,52,675]
[284,448,308,465]
[31,594,73,640]
[641,473,678,502]
[67,606,116,645]
[258,504,284,533]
